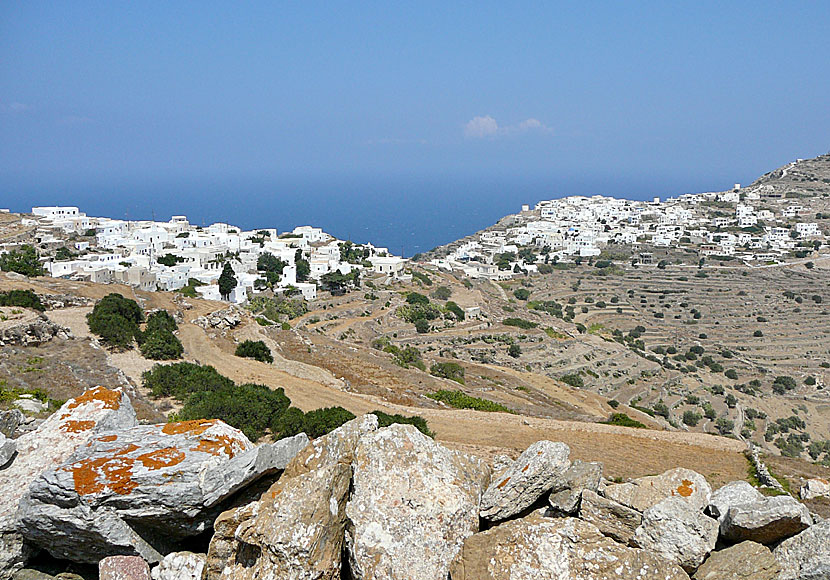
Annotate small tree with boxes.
[508,344,522,358]
[235,340,274,363]
[0,245,45,277]
[140,330,184,360]
[218,263,237,300]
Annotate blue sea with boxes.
[2,173,705,257]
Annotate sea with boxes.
[2,173,714,257]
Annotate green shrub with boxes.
[299,407,356,438]
[144,310,177,335]
[431,286,452,301]
[560,374,584,388]
[0,245,45,277]
[414,318,430,333]
[725,369,738,380]
[271,407,307,439]
[427,390,512,413]
[371,410,434,437]
[139,330,184,360]
[682,410,702,426]
[513,288,530,301]
[608,399,619,408]
[430,362,465,384]
[143,362,234,400]
[0,289,44,311]
[235,340,274,363]
[445,301,465,321]
[502,317,538,329]
[508,344,522,358]
[406,292,430,305]
[605,413,646,428]
[87,293,145,349]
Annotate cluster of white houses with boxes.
[429,185,827,279]
[22,207,406,303]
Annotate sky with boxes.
[2,2,830,212]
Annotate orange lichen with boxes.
[162,419,216,436]
[137,447,186,470]
[98,434,118,442]
[675,479,695,497]
[521,464,529,472]
[61,420,96,433]
[71,454,138,496]
[66,386,122,410]
[191,435,240,458]
[497,477,511,489]
[114,443,140,456]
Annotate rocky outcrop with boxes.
[346,424,490,580]
[193,307,242,332]
[208,415,376,580]
[692,541,779,580]
[99,556,151,580]
[577,489,642,545]
[632,497,719,573]
[0,410,24,438]
[18,419,307,564]
[705,480,763,522]
[0,312,70,347]
[800,478,830,500]
[603,467,712,513]
[720,495,812,544]
[773,519,830,580]
[0,434,15,467]
[150,552,206,580]
[0,386,137,578]
[449,514,690,580]
[480,440,569,522]
[547,460,602,514]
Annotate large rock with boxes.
[0,433,16,467]
[721,495,812,544]
[480,440,569,522]
[208,414,376,580]
[150,552,206,580]
[0,386,137,578]
[692,541,779,580]
[705,480,763,522]
[346,424,490,580]
[99,556,151,580]
[577,489,642,545]
[547,460,602,514]
[603,467,712,513]
[0,409,24,438]
[773,519,830,580]
[18,419,308,564]
[632,496,718,573]
[449,514,689,580]
[800,478,830,500]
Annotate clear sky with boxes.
[2,1,830,198]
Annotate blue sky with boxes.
[2,1,830,198]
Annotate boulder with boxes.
[692,541,779,580]
[721,495,812,544]
[547,460,602,514]
[10,571,55,580]
[209,414,377,580]
[705,480,763,522]
[577,489,642,545]
[480,440,570,522]
[346,424,490,580]
[150,552,206,580]
[800,478,830,500]
[632,496,719,573]
[0,386,137,578]
[449,514,689,580]
[19,419,307,563]
[773,519,830,580]
[99,556,151,580]
[0,433,16,467]
[603,467,712,513]
[12,396,46,415]
[0,409,24,438]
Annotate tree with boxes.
[294,249,310,282]
[0,245,45,277]
[508,343,522,358]
[87,293,144,349]
[430,362,465,383]
[513,288,530,301]
[140,330,184,360]
[414,318,430,333]
[218,263,237,299]
[235,339,274,363]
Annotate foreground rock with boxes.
[150,552,206,580]
[480,440,569,522]
[603,467,712,512]
[800,478,830,500]
[19,419,307,564]
[578,489,642,545]
[692,541,779,580]
[632,497,718,573]
[449,514,689,580]
[0,409,24,438]
[346,424,490,580]
[0,433,15,467]
[773,519,830,580]
[705,480,763,523]
[208,414,376,580]
[99,556,150,580]
[0,387,137,578]
[721,495,812,544]
[547,460,602,514]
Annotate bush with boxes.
[560,374,585,388]
[653,400,670,418]
[143,362,234,400]
[507,343,522,358]
[0,245,45,277]
[371,410,434,437]
[271,407,307,439]
[0,289,44,311]
[139,330,183,360]
[502,317,538,329]
[431,286,452,301]
[445,301,465,321]
[715,417,734,435]
[430,362,465,384]
[608,399,619,409]
[753,330,764,337]
[682,410,702,426]
[414,318,431,334]
[235,340,274,363]
[513,288,530,301]
[725,369,739,380]
[300,407,356,438]
[87,293,144,349]
[605,413,646,428]
[144,310,177,335]
[406,292,430,305]
[427,390,512,413]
